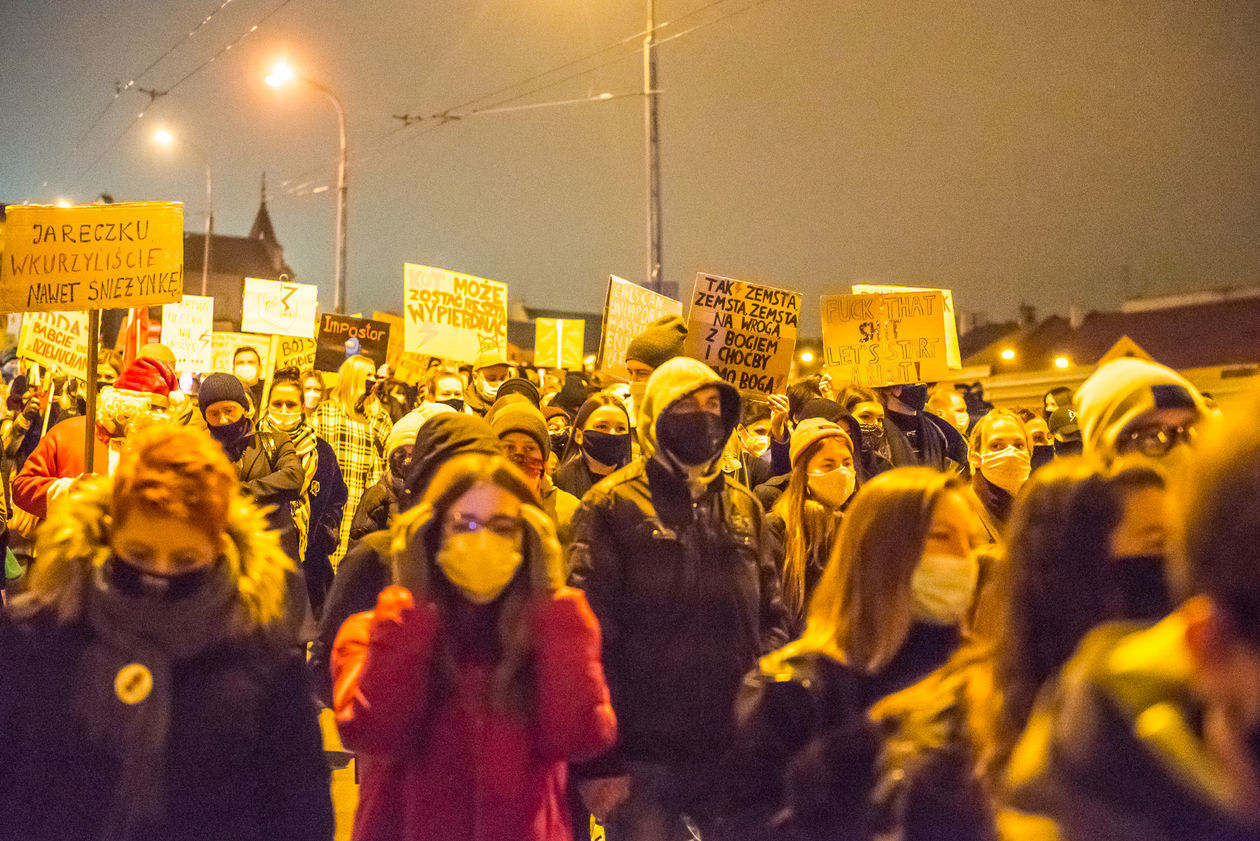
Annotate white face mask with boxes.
[954,411,970,432]
[304,389,322,410]
[979,446,1031,495]
[911,552,979,625]
[270,410,302,431]
[234,364,259,384]
[808,465,856,509]
[476,375,500,402]
[436,529,523,604]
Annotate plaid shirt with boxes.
[310,401,391,568]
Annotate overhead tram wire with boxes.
[68,0,302,190]
[274,0,776,200]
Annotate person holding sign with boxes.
[567,357,789,837]
[0,424,332,841]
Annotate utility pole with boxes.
[644,0,663,293]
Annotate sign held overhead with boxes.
[241,277,318,338]
[403,263,507,363]
[820,290,953,387]
[0,202,184,312]
[597,275,682,372]
[161,295,214,372]
[316,313,391,372]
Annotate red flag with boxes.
[120,307,150,369]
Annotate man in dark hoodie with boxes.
[1004,405,1260,841]
[569,356,790,839]
[307,412,502,704]
[878,382,968,471]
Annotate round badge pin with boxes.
[114,663,153,705]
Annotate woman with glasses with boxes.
[332,453,616,841]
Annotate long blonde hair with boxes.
[332,354,377,419]
[767,467,963,674]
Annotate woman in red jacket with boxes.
[332,452,617,841]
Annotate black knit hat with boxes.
[553,371,591,416]
[197,372,250,414]
[625,315,688,369]
[495,376,541,408]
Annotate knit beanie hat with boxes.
[197,372,251,414]
[625,315,688,370]
[490,403,551,458]
[554,371,591,416]
[1075,358,1207,461]
[790,418,853,467]
[385,409,427,457]
[495,376,541,407]
[115,357,177,405]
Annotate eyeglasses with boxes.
[443,514,523,539]
[1116,422,1197,457]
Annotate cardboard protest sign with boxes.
[597,275,683,371]
[18,311,89,379]
[682,273,801,396]
[271,336,316,373]
[316,314,391,373]
[0,202,184,312]
[393,352,432,386]
[240,277,318,338]
[210,332,274,376]
[851,284,961,369]
[372,311,407,368]
[160,295,214,372]
[820,290,952,387]
[403,263,507,363]
[534,318,585,370]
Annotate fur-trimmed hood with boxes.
[11,477,293,629]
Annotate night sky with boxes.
[3,0,1258,336]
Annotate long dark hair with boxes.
[558,392,631,467]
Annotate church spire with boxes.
[248,172,278,244]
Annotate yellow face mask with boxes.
[436,529,523,604]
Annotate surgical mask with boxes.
[581,430,631,467]
[475,376,500,402]
[1107,554,1172,621]
[436,529,523,604]
[438,397,465,414]
[740,428,770,458]
[910,552,979,625]
[808,465,856,509]
[234,364,259,384]
[303,388,322,410]
[103,555,219,602]
[269,410,302,431]
[657,410,726,466]
[954,411,971,433]
[980,446,1030,496]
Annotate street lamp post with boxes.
[268,61,348,314]
[643,0,662,293]
[154,128,213,296]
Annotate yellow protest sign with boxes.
[271,335,317,372]
[534,318,585,370]
[683,273,801,396]
[372,311,407,368]
[0,202,184,312]
[851,283,962,369]
[210,332,274,376]
[161,295,214,372]
[18,311,89,379]
[597,275,682,372]
[403,263,507,363]
[393,351,432,386]
[820,291,952,387]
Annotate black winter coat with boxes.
[348,475,397,547]
[568,458,790,775]
[0,613,333,841]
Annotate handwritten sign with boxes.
[0,202,184,312]
[372,311,407,368]
[272,336,316,373]
[403,263,507,363]
[820,291,952,387]
[210,332,274,376]
[316,314,391,372]
[18,311,89,379]
[851,284,961,369]
[160,295,214,372]
[393,352,433,386]
[535,318,585,370]
[597,275,683,372]
[240,277,318,338]
[682,273,801,396]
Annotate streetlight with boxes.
[154,127,213,296]
[267,59,348,314]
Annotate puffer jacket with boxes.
[332,502,617,841]
[0,478,332,841]
[568,357,790,777]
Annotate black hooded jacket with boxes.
[568,358,790,776]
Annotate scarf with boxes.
[77,561,242,837]
[262,417,319,560]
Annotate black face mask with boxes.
[549,430,571,456]
[208,415,252,451]
[1054,437,1083,458]
[1108,554,1172,621]
[104,556,219,602]
[895,384,929,412]
[657,410,727,466]
[581,430,631,467]
[1030,444,1056,471]
[438,397,464,413]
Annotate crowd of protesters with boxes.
[1,314,1259,841]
